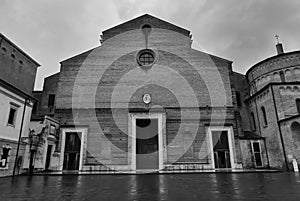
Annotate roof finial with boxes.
[275,34,280,44]
[275,34,284,55]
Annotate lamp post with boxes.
[13,98,30,177]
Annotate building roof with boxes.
[31,115,59,124]
[246,50,300,78]
[44,72,60,79]
[101,14,191,41]
[32,90,43,93]
[278,114,300,123]
[245,81,300,102]
[0,33,41,67]
[205,52,233,64]
[0,78,36,102]
[239,131,264,139]
[60,48,96,64]
[61,14,232,64]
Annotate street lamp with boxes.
[13,98,30,177]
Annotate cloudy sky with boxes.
[1,0,300,90]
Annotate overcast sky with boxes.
[1,0,300,90]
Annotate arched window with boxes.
[291,122,300,142]
[1,47,6,54]
[296,99,300,113]
[236,92,242,107]
[279,71,286,82]
[261,106,268,126]
[251,112,256,131]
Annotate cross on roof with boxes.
[275,34,280,44]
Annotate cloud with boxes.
[190,0,300,71]
[1,0,299,89]
[107,0,300,73]
[0,0,119,89]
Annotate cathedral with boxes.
[30,14,300,173]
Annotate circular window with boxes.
[137,49,155,66]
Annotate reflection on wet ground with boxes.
[0,173,300,201]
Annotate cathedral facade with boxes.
[54,14,240,172]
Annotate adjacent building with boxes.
[22,115,60,173]
[238,43,300,170]
[22,73,60,173]
[0,33,40,176]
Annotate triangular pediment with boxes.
[101,14,190,41]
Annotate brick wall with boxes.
[280,118,300,168]
[57,28,233,109]
[232,72,251,134]
[0,35,39,95]
[39,73,59,116]
[247,51,300,95]
[54,16,238,169]
[274,84,300,119]
[55,107,237,167]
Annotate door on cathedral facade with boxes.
[251,141,263,167]
[63,132,81,170]
[45,145,52,170]
[212,131,231,168]
[136,118,159,170]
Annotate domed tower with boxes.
[245,36,300,170]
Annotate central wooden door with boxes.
[136,118,159,170]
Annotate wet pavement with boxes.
[1,173,300,201]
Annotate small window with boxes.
[236,92,242,107]
[32,101,38,114]
[261,106,268,126]
[251,112,256,131]
[279,71,286,82]
[7,104,19,126]
[48,94,55,107]
[0,146,11,168]
[1,47,6,54]
[296,99,300,114]
[49,124,56,135]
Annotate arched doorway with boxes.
[291,122,300,141]
[290,122,300,162]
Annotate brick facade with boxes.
[0,33,40,96]
[33,14,300,172]
[49,14,241,172]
